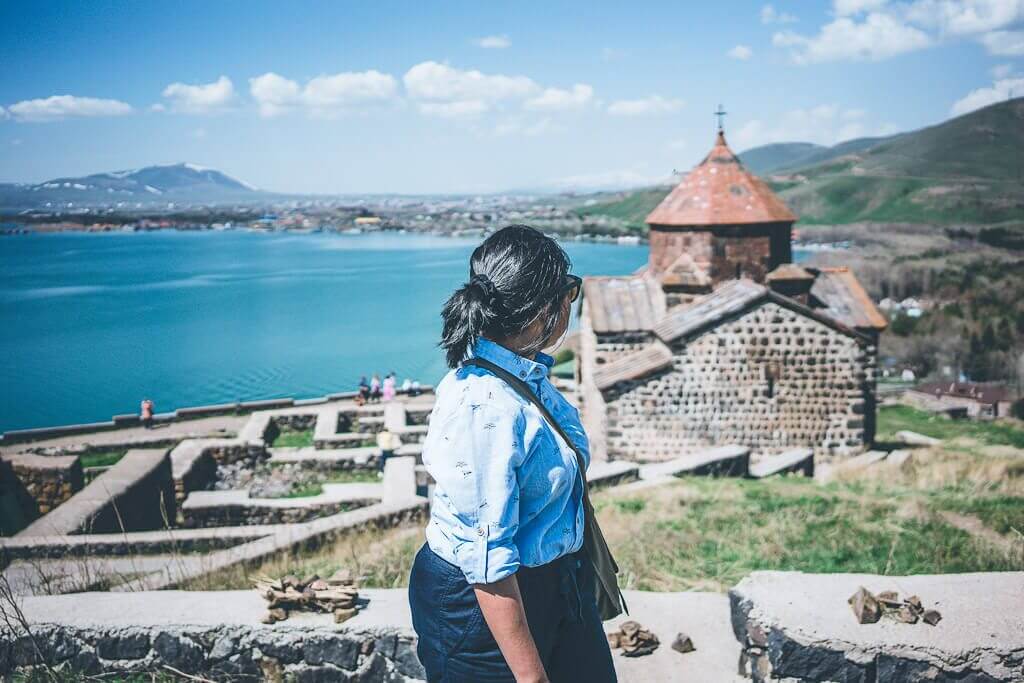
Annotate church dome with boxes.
[646,130,796,227]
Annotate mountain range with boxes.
[578,97,1024,227]
[0,163,263,210]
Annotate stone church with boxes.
[577,129,887,462]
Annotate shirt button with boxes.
[519,371,527,378]
[477,527,485,536]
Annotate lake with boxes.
[0,231,650,432]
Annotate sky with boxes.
[1,0,1022,194]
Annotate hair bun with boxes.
[469,273,500,307]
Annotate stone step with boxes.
[639,445,750,480]
[749,448,814,479]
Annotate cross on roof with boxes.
[715,104,728,132]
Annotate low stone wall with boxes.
[730,570,1024,683]
[0,453,83,531]
[1,593,424,681]
[17,449,175,537]
[180,496,377,527]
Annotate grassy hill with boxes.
[739,142,825,175]
[576,98,1024,228]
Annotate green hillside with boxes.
[576,98,1024,228]
[739,142,825,174]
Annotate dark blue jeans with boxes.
[409,544,617,683]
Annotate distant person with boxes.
[140,398,154,428]
[357,376,370,405]
[382,373,397,402]
[370,373,382,402]
[410,379,421,397]
[401,377,413,394]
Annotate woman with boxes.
[382,372,397,402]
[409,225,616,683]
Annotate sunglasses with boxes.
[564,274,582,303]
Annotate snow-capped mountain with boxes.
[0,163,265,209]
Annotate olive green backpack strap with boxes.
[462,356,628,620]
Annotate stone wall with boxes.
[180,497,377,528]
[0,622,424,682]
[17,450,175,537]
[601,302,875,461]
[648,223,792,286]
[0,454,83,532]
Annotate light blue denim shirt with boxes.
[422,337,588,585]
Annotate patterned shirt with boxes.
[423,337,588,584]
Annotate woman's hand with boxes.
[473,575,549,683]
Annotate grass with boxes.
[594,475,1023,592]
[79,449,127,469]
[190,441,1023,593]
[270,427,314,448]
[183,521,424,591]
[877,404,1024,449]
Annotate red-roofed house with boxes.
[578,129,886,463]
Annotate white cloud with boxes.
[761,4,799,24]
[161,76,235,114]
[607,95,684,116]
[951,76,1024,115]
[834,0,889,15]
[474,35,511,49]
[524,84,593,111]
[980,29,1024,54]
[905,0,1024,36]
[6,95,133,122]
[728,45,754,59]
[774,12,932,63]
[403,61,538,117]
[732,104,888,149]
[150,103,166,112]
[0,105,7,120]
[249,70,398,117]
[992,62,1016,77]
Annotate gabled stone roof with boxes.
[809,267,888,331]
[646,131,797,227]
[589,277,874,390]
[593,340,674,391]
[582,276,666,333]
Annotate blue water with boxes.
[0,231,649,432]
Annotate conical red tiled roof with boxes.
[646,131,796,227]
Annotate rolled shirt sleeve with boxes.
[431,402,527,584]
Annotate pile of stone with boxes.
[848,586,942,625]
[606,620,660,657]
[255,569,360,624]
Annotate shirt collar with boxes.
[472,337,552,382]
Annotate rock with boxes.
[671,632,696,654]
[895,606,919,624]
[334,607,357,623]
[607,632,621,649]
[95,631,151,660]
[607,620,660,657]
[303,635,360,669]
[922,609,943,626]
[153,632,204,671]
[848,586,882,624]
